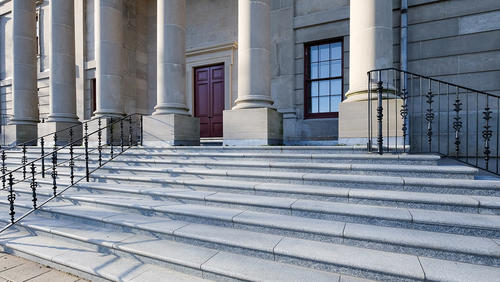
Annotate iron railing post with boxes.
[110,118,114,158]
[129,116,133,147]
[51,133,58,197]
[98,117,102,167]
[377,78,384,155]
[453,87,463,158]
[85,123,89,182]
[483,97,493,171]
[367,72,372,151]
[69,128,75,185]
[140,115,143,146]
[120,118,124,152]
[425,81,435,152]
[40,137,45,178]
[400,88,409,153]
[1,150,5,190]
[22,144,27,179]
[8,173,15,223]
[30,163,37,209]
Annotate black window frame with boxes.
[304,38,344,119]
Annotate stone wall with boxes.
[286,0,349,144]
[399,0,500,96]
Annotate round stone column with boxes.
[153,0,189,115]
[94,0,123,117]
[222,0,282,146]
[143,0,199,146]
[344,0,393,102]
[7,0,39,144]
[339,0,395,145]
[233,0,274,109]
[47,0,79,124]
[10,0,38,126]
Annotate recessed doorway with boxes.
[194,64,225,138]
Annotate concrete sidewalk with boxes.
[0,253,86,282]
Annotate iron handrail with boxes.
[367,68,500,174]
[0,113,144,230]
[1,114,134,178]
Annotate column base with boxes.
[338,99,403,146]
[223,108,283,146]
[143,114,200,146]
[39,121,83,146]
[5,123,38,146]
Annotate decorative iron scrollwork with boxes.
[452,98,463,157]
[52,133,58,197]
[40,137,45,178]
[425,88,435,151]
[376,80,384,154]
[98,118,102,167]
[30,163,38,209]
[400,88,409,151]
[69,128,75,185]
[22,144,27,179]
[1,150,6,190]
[8,173,15,223]
[84,123,89,182]
[482,106,493,170]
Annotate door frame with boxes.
[193,63,225,138]
[186,42,236,116]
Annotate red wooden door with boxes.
[194,64,224,137]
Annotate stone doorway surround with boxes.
[186,42,237,116]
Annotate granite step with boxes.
[4,154,453,178]
[2,196,498,267]
[5,183,500,238]
[14,151,441,165]
[47,167,500,196]
[0,225,209,281]
[33,178,500,214]
[4,145,371,154]
[0,210,369,282]
[40,158,477,179]
[2,206,500,281]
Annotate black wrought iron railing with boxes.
[0,114,144,232]
[367,68,500,174]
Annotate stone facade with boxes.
[0,0,499,145]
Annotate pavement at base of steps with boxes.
[0,252,87,282]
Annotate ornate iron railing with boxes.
[0,114,144,232]
[367,68,500,174]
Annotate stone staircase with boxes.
[0,146,499,281]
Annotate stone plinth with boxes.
[5,124,38,146]
[223,108,283,146]
[38,122,83,146]
[143,114,200,146]
[339,98,404,146]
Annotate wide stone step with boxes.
[35,178,500,214]
[4,145,371,155]
[0,225,209,281]
[5,184,500,238]
[14,151,441,165]
[46,166,500,196]
[2,200,500,281]
[3,195,498,267]
[35,158,475,179]
[0,210,370,282]
[3,205,500,282]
